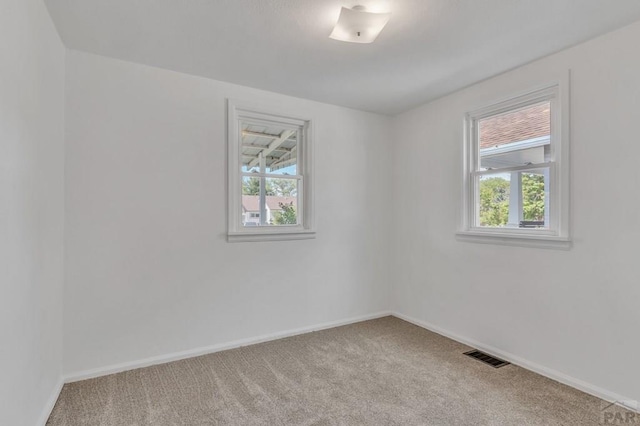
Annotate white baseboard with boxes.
[37,376,64,426]
[64,311,392,383]
[62,310,636,414]
[391,311,638,412]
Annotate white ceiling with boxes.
[45,0,640,115]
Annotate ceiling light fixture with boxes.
[329,5,391,44]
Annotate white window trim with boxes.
[227,99,315,243]
[457,77,571,250]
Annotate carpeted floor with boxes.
[48,317,615,425]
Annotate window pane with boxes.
[479,102,550,170]
[266,177,298,226]
[242,175,261,196]
[477,169,548,229]
[241,175,262,227]
[241,177,299,227]
[521,171,547,228]
[241,123,298,175]
[478,174,511,227]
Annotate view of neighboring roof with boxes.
[242,195,296,212]
[479,102,550,149]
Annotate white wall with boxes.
[392,21,640,404]
[63,50,392,376]
[0,1,66,425]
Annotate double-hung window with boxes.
[227,100,315,242]
[458,83,570,249]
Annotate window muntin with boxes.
[227,101,314,242]
[462,84,568,244]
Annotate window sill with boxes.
[456,230,571,250]
[227,229,316,243]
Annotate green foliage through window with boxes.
[242,176,266,195]
[479,173,545,227]
[242,177,297,196]
[274,202,297,225]
[522,173,545,221]
[479,177,510,226]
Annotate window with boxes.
[227,100,315,242]
[458,83,570,249]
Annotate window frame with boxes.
[457,81,571,250]
[227,99,315,242]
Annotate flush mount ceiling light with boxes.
[329,5,391,44]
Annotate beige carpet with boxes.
[48,317,615,425]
